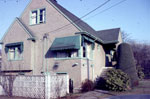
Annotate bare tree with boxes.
[0,75,16,96]
[121,31,131,42]
[130,41,150,79]
[121,31,150,79]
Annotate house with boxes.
[0,0,122,90]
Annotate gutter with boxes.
[75,31,103,43]
[27,37,36,41]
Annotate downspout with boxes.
[46,35,48,73]
[43,33,49,75]
[43,36,46,74]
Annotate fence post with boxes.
[66,74,69,94]
[45,73,51,99]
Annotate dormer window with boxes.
[30,8,46,25]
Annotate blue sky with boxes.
[0,0,150,48]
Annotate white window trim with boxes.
[30,8,46,25]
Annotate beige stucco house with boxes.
[0,0,122,89]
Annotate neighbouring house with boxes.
[0,0,122,90]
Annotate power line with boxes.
[80,0,111,19]
[47,0,111,33]
[84,0,127,21]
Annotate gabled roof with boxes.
[48,0,121,44]
[96,28,120,43]
[0,17,35,43]
[48,0,97,36]
[16,18,35,38]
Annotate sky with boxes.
[0,0,150,49]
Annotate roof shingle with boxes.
[48,0,121,44]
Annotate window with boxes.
[30,8,46,25]
[31,10,37,24]
[8,46,22,60]
[5,42,23,61]
[82,42,93,59]
[97,44,100,51]
[39,9,46,23]
[83,44,86,57]
[56,50,78,58]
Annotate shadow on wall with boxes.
[45,47,55,59]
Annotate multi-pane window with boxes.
[8,46,22,60]
[5,42,23,61]
[30,8,46,25]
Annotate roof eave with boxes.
[16,18,35,38]
[27,37,36,41]
[1,17,35,42]
[103,40,119,44]
[75,31,104,43]
[46,0,83,32]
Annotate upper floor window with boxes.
[30,8,46,25]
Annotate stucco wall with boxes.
[1,0,107,89]
[93,43,106,77]
[80,43,105,83]
[49,58,82,89]
[19,0,81,75]
[1,20,32,71]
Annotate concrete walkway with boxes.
[77,80,150,99]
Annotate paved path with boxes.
[77,80,150,99]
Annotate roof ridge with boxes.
[47,0,96,34]
[97,28,120,32]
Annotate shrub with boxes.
[117,43,139,87]
[95,69,130,91]
[137,65,145,80]
[81,79,94,93]
[94,77,106,90]
[104,69,130,91]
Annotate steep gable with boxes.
[96,28,120,44]
[48,0,96,34]
[1,18,34,43]
[48,0,121,44]
[19,0,82,39]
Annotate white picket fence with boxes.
[0,74,69,99]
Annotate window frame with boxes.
[7,46,23,61]
[55,50,79,59]
[30,8,46,25]
[82,42,93,60]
